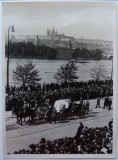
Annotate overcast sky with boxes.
[3,2,116,41]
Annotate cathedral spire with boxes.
[47,28,50,36]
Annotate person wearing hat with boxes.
[75,122,84,138]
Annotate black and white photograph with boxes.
[2,1,116,158]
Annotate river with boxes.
[5,59,112,85]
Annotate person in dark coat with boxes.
[75,123,84,138]
[103,96,109,109]
[96,97,100,108]
[108,98,112,111]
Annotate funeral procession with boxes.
[3,2,115,156]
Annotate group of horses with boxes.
[12,106,36,125]
[12,100,90,125]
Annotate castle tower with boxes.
[47,28,51,36]
[51,26,55,37]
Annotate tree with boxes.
[90,64,109,81]
[13,62,42,86]
[54,61,78,83]
[72,48,103,60]
[72,48,81,59]
[93,49,102,59]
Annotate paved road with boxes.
[5,98,112,154]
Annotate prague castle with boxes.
[15,27,75,49]
[5,27,113,57]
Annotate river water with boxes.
[5,59,112,85]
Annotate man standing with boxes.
[108,98,112,111]
[103,96,109,109]
[86,100,90,114]
[96,97,100,108]
[75,122,84,138]
[44,105,53,123]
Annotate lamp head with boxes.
[11,26,15,32]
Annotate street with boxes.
[5,98,112,154]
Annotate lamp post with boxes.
[7,25,15,87]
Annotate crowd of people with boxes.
[6,80,113,111]
[10,119,113,154]
[96,96,112,111]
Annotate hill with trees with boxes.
[5,42,103,60]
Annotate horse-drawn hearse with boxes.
[12,99,90,125]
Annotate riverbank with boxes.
[5,59,112,85]
[6,56,109,61]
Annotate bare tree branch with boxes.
[90,64,108,81]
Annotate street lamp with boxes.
[7,25,15,87]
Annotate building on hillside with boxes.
[9,27,75,49]
[75,38,113,57]
[37,27,75,48]
[5,27,113,57]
